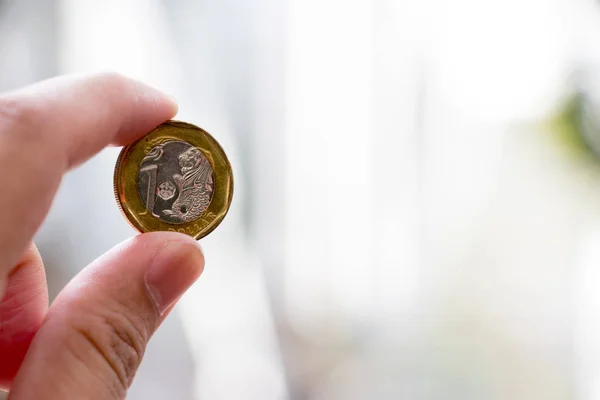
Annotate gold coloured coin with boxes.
[114,120,233,239]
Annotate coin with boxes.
[114,120,234,239]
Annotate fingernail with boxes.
[144,239,204,314]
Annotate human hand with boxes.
[0,73,205,399]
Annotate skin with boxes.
[0,73,205,399]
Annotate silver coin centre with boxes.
[137,140,214,224]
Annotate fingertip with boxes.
[135,79,179,121]
[111,76,179,145]
[119,232,205,279]
[163,93,179,117]
[139,233,204,314]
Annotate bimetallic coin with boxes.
[114,121,233,239]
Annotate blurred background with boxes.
[4,0,600,398]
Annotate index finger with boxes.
[0,72,178,280]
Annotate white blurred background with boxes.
[3,0,600,399]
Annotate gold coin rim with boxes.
[113,120,234,240]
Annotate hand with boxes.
[0,73,205,399]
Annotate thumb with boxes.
[7,232,204,400]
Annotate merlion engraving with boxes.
[137,141,214,224]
